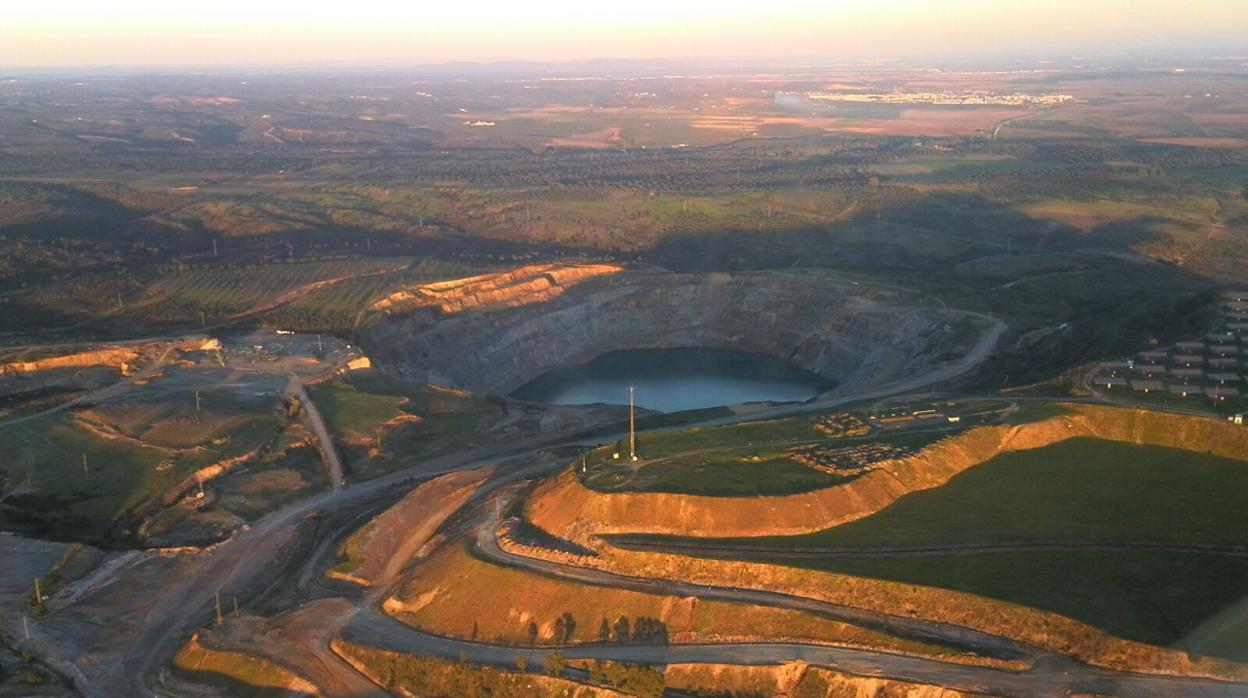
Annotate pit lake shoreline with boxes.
[511,347,836,413]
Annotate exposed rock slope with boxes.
[361,265,988,396]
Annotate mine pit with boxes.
[360,265,994,403]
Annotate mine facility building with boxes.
[1101,361,1131,375]
[1131,379,1165,393]
[1099,313,1246,410]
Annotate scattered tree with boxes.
[612,616,630,644]
[542,652,565,677]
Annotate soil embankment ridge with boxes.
[331,467,493,588]
[526,404,1248,543]
[0,338,219,377]
[369,263,623,317]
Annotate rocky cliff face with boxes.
[360,266,986,396]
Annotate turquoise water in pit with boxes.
[510,347,834,413]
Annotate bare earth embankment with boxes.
[329,466,493,587]
[526,404,1248,543]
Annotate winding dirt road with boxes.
[287,375,346,490]
[611,539,1248,559]
[342,608,1248,698]
[472,520,1032,662]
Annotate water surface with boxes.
[511,347,833,413]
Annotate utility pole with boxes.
[22,615,29,640]
[212,238,218,256]
[82,453,88,477]
[195,391,201,413]
[33,578,42,612]
[317,334,323,353]
[233,596,239,616]
[628,385,637,462]
[200,311,206,328]
[215,592,223,624]
[116,291,122,310]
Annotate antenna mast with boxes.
[628,385,637,462]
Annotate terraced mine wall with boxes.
[526,404,1248,543]
[360,265,987,396]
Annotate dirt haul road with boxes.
[342,606,1248,698]
[287,375,346,490]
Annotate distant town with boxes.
[805,90,1075,106]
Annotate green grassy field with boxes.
[802,551,1248,662]
[0,390,288,544]
[0,413,169,540]
[309,379,408,441]
[581,414,954,497]
[583,452,852,497]
[694,438,1248,547]
[310,372,505,480]
[626,438,1248,659]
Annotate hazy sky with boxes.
[3,0,1245,68]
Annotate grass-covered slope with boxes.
[525,404,1248,543]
